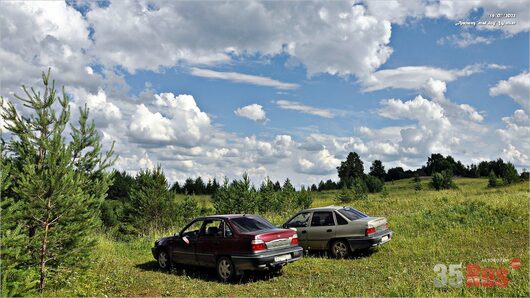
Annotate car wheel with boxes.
[330,240,350,259]
[157,250,171,270]
[270,265,283,276]
[216,257,236,282]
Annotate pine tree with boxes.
[488,170,497,188]
[0,70,115,293]
[337,152,364,187]
[1,144,39,296]
[129,166,174,233]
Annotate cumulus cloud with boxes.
[234,104,268,123]
[496,109,530,166]
[129,93,212,147]
[379,95,454,155]
[70,88,122,127]
[0,1,103,93]
[365,0,529,34]
[190,68,298,90]
[86,1,392,78]
[296,149,340,175]
[490,72,530,112]
[275,100,334,118]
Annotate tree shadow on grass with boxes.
[135,261,282,284]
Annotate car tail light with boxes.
[290,234,299,245]
[251,239,266,251]
[365,227,376,236]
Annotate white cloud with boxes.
[497,109,530,166]
[190,68,298,90]
[296,149,340,175]
[70,88,122,127]
[424,0,530,34]
[0,1,102,93]
[275,100,334,118]
[129,93,212,147]
[234,104,268,123]
[362,64,482,92]
[490,72,530,112]
[437,32,495,48]
[379,95,454,155]
[86,1,392,78]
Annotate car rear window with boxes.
[338,207,368,221]
[230,216,276,233]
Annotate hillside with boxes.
[46,178,529,297]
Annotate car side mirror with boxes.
[174,232,181,237]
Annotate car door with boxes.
[284,212,311,248]
[195,219,223,267]
[306,211,336,250]
[171,219,203,265]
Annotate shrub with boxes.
[380,186,389,199]
[488,170,498,188]
[364,175,384,193]
[501,162,519,185]
[336,187,352,203]
[431,170,456,190]
[414,181,423,191]
[352,178,368,200]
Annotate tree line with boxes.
[310,152,527,192]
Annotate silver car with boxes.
[282,205,393,258]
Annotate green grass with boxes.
[46,178,529,297]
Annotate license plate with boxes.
[274,254,292,262]
[381,235,389,243]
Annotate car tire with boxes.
[270,265,283,276]
[216,256,236,282]
[330,239,351,259]
[157,250,171,270]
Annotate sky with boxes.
[0,0,529,187]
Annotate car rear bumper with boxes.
[346,229,393,250]
[231,246,303,271]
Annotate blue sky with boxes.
[1,0,529,187]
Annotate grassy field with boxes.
[46,178,529,297]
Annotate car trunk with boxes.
[357,216,388,233]
[241,229,296,250]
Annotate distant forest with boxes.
[149,152,528,194]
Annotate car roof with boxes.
[194,214,261,220]
[301,205,346,212]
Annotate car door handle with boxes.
[301,230,307,234]
[326,229,332,232]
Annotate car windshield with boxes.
[338,207,368,221]
[230,216,276,233]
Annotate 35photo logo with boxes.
[434,259,521,288]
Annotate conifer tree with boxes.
[0,70,115,293]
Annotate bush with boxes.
[501,162,519,185]
[213,174,311,215]
[364,175,384,193]
[431,170,456,190]
[488,170,498,188]
[414,181,423,191]
[336,187,352,203]
[380,186,389,199]
[352,178,368,200]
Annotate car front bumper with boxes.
[231,246,303,271]
[346,229,393,250]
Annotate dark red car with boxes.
[151,214,303,282]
